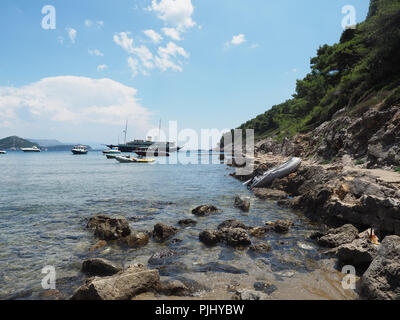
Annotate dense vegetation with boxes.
[236,0,400,142]
[0,136,38,149]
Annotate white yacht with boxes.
[21,146,41,152]
[103,147,121,155]
[71,145,88,155]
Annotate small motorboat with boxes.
[103,147,121,155]
[115,155,155,163]
[71,145,88,155]
[245,157,301,188]
[0,150,6,154]
[21,146,41,152]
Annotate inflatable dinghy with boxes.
[244,157,301,188]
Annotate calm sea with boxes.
[0,151,357,299]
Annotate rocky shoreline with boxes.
[228,131,400,299]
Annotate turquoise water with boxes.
[0,152,355,299]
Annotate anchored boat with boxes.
[0,150,6,154]
[71,145,88,155]
[103,147,121,155]
[21,146,41,152]
[115,155,155,163]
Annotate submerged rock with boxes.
[193,262,248,274]
[217,219,247,230]
[89,240,107,252]
[81,258,122,277]
[148,249,180,265]
[232,289,268,300]
[178,219,197,227]
[253,281,277,295]
[71,264,160,300]
[249,227,268,237]
[234,196,250,212]
[249,243,271,254]
[317,224,359,248]
[87,215,131,241]
[192,205,221,216]
[153,223,178,242]
[360,235,400,300]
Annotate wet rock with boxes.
[317,224,359,248]
[178,219,197,227]
[81,258,122,277]
[309,231,325,240]
[120,232,150,247]
[193,262,248,274]
[234,196,250,212]
[253,281,277,295]
[337,238,378,267]
[217,219,247,230]
[157,280,188,296]
[87,215,131,241]
[89,240,107,252]
[192,205,221,216]
[199,230,222,246]
[249,243,271,254]
[232,289,268,300]
[71,264,160,300]
[148,249,180,265]
[360,236,400,300]
[249,227,268,237]
[153,223,178,242]
[270,220,294,234]
[253,188,288,200]
[220,228,252,247]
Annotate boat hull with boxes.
[71,150,88,155]
[247,157,301,188]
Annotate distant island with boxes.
[0,136,94,151]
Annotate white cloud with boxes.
[89,49,104,57]
[97,64,107,71]
[114,32,188,74]
[155,42,189,72]
[162,27,182,41]
[66,27,77,44]
[113,32,135,53]
[85,19,104,28]
[148,0,196,31]
[127,57,139,77]
[143,29,163,44]
[84,19,93,27]
[230,34,246,46]
[0,76,152,129]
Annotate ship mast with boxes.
[123,120,128,144]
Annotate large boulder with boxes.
[178,219,197,227]
[360,236,400,300]
[71,264,160,300]
[234,196,250,212]
[317,224,359,248]
[87,215,131,241]
[81,258,122,277]
[192,205,221,216]
[153,223,178,242]
[337,238,378,267]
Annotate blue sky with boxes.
[0,0,369,146]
